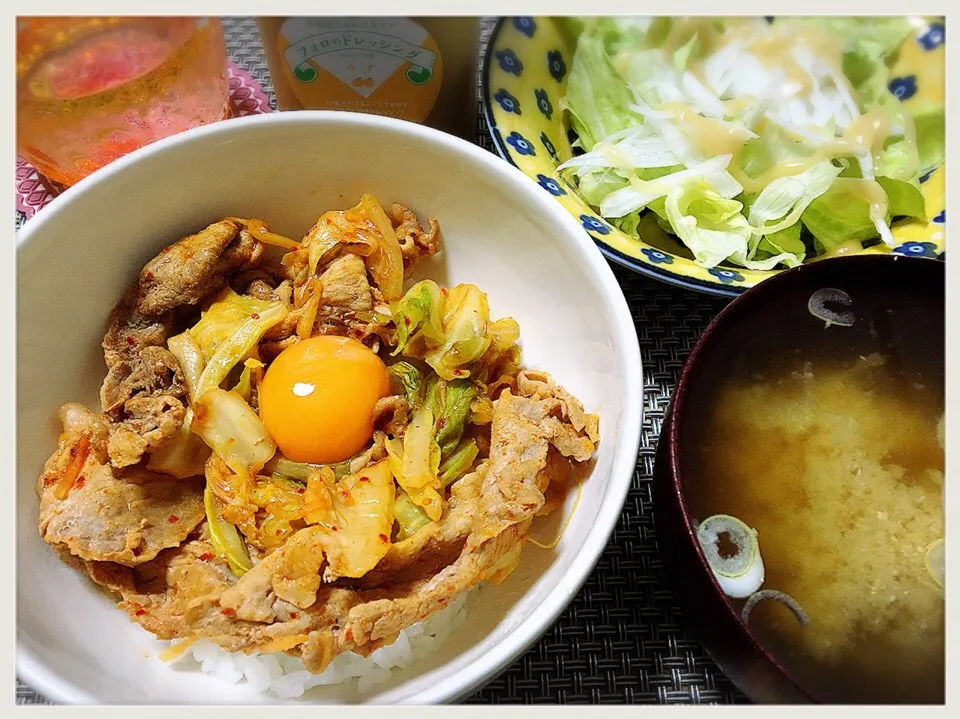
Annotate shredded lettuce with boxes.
[564,32,640,151]
[909,103,946,176]
[561,16,944,269]
[878,176,927,220]
[746,161,842,236]
[802,186,883,253]
[663,179,751,268]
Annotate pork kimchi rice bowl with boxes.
[36,195,600,699]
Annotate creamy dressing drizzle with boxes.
[644,20,914,216]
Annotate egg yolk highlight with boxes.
[259,336,391,464]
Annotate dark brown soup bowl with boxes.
[652,254,945,704]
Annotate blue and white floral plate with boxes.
[482,16,946,297]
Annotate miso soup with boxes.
[680,271,945,704]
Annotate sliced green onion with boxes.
[925,538,944,590]
[808,288,855,328]
[741,590,809,628]
[696,514,765,599]
[266,454,354,481]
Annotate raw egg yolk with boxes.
[259,336,391,464]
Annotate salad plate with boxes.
[482,17,945,296]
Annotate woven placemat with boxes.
[15,16,746,705]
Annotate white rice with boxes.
[168,590,472,699]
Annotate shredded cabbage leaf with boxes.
[561,16,945,269]
[303,460,395,580]
[438,439,480,487]
[385,406,444,521]
[387,361,426,408]
[391,280,445,357]
[423,375,478,459]
[423,284,493,381]
[192,388,277,480]
[146,332,210,478]
[204,485,253,577]
[301,194,404,301]
[190,289,287,397]
[394,489,433,541]
[392,282,520,382]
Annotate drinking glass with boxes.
[17,17,230,189]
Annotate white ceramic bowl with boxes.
[16,111,643,705]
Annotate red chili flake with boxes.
[167,514,180,523]
[144,271,154,281]
[160,246,171,254]
[297,487,305,494]
[276,529,283,536]
[344,628,354,642]
[378,533,389,543]
[403,316,411,326]
[221,608,235,616]
[331,526,339,532]
[198,552,214,561]
[441,288,449,297]
[126,336,136,346]
[340,489,350,499]
[134,609,146,616]
[74,476,86,489]
[289,612,299,619]
[435,418,446,430]
[358,476,370,483]
[251,313,260,319]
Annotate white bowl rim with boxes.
[16,110,644,705]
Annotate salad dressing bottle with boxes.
[257,16,479,140]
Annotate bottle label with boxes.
[277,17,443,122]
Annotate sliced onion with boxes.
[925,539,944,590]
[808,287,855,328]
[696,514,765,598]
[741,590,809,628]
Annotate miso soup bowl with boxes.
[16,111,644,704]
[652,254,945,704]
